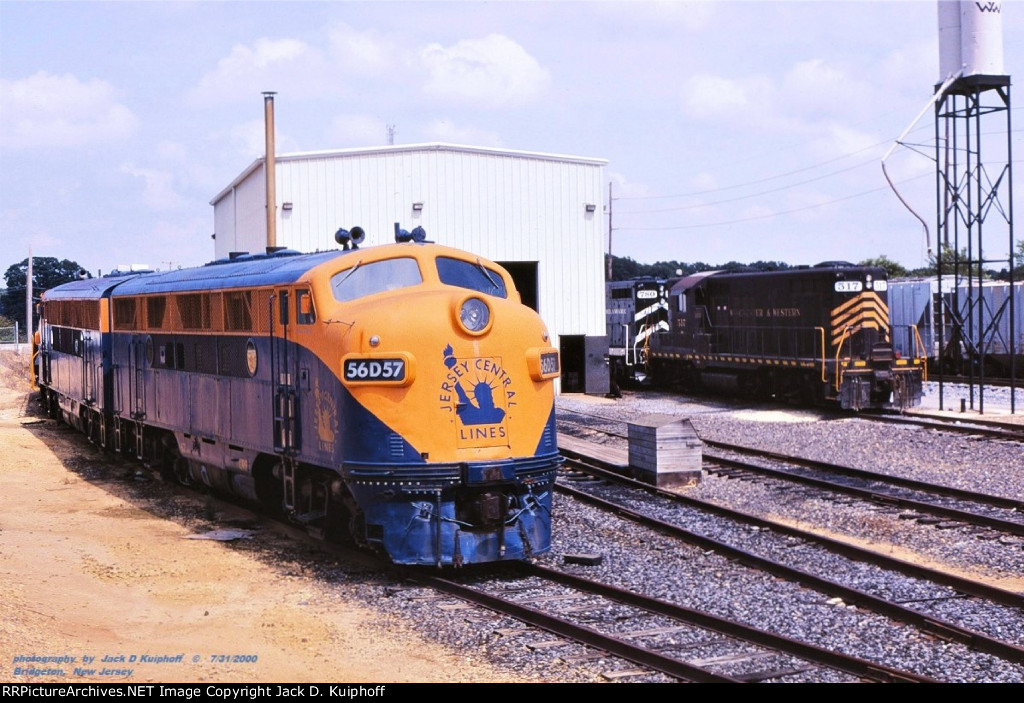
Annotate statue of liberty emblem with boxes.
[439,344,515,447]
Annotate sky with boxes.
[1,0,1021,281]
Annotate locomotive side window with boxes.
[279,290,290,326]
[435,257,508,299]
[296,290,316,325]
[224,291,254,331]
[330,258,422,303]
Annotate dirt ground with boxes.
[0,349,527,684]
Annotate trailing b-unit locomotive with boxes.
[615,263,926,410]
[36,232,561,567]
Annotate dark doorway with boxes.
[498,261,538,311]
[559,334,585,393]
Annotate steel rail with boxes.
[556,456,1024,666]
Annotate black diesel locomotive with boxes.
[606,277,670,388]
[612,263,926,411]
[35,231,562,567]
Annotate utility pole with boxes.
[25,247,33,348]
[606,182,613,280]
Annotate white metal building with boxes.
[210,142,611,393]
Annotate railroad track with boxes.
[700,440,1024,537]
[96,461,932,683]
[32,407,1024,682]
[554,454,1024,665]
[555,406,1024,538]
[118,466,928,683]
[850,411,1024,442]
[399,562,937,683]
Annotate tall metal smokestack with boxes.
[263,91,277,250]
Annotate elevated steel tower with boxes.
[934,0,1015,413]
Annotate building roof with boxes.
[210,142,608,205]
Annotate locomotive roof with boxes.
[41,273,149,300]
[42,249,358,300]
[43,241,505,300]
[668,270,721,295]
[669,264,886,296]
[111,249,351,296]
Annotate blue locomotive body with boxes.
[37,241,561,567]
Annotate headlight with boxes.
[458,297,491,334]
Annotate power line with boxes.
[614,123,1022,204]
[621,171,930,231]
[614,136,896,201]
[619,156,1024,231]
[615,160,881,215]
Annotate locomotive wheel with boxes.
[44,391,60,420]
[342,494,370,549]
[173,457,192,487]
[158,436,181,483]
[253,459,286,518]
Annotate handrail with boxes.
[30,330,40,390]
[30,349,39,390]
[641,322,651,368]
[816,326,826,383]
[832,325,860,392]
[912,324,929,382]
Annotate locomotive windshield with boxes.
[436,257,508,299]
[330,257,422,302]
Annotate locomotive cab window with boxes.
[435,257,508,299]
[330,258,422,303]
[296,290,316,325]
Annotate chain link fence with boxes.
[0,324,20,345]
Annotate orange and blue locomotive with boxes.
[36,228,561,566]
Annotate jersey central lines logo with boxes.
[438,344,515,448]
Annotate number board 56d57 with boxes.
[341,354,414,386]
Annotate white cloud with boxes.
[680,73,768,121]
[807,123,882,161]
[155,140,188,163]
[327,23,395,75]
[222,119,300,161]
[0,72,138,149]
[422,119,503,147]
[227,120,270,161]
[687,172,721,193]
[326,114,389,147]
[607,170,656,199]
[120,164,186,211]
[134,217,213,271]
[780,59,849,115]
[420,34,551,108]
[593,0,717,30]
[190,38,329,104]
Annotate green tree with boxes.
[928,243,984,278]
[1,257,90,332]
[747,260,791,272]
[608,255,787,281]
[858,255,909,279]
